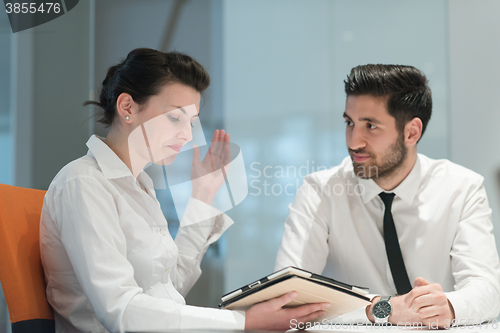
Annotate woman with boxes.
[40,48,329,332]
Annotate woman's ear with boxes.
[405,117,423,146]
[116,93,135,123]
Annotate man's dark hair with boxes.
[344,64,432,140]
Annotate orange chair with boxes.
[0,184,55,333]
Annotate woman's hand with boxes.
[190,129,231,205]
[245,292,331,331]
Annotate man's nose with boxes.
[348,126,366,151]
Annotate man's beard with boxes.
[350,133,407,180]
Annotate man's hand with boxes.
[404,277,455,328]
[245,292,331,331]
[367,277,455,328]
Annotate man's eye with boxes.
[345,120,353,126]
[190,122,194,128]
[368,123,377,129]
[168,115,180,122]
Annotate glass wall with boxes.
[221,0,450,291]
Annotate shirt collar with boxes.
[86,135,134,179]
[358,155,421,206]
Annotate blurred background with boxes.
[1,0,500,330]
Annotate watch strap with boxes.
[380,296,391,303]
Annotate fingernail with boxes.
[324,303,331,308]
[318,311,327,317]
[290,292,297,299]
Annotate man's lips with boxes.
[167,145,182,152]
[352,153,370,163]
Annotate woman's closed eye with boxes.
[168,113,196,127]
[167,114,180,122]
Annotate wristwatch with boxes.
[372,296,392,324]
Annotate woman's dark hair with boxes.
[344,64,432,140]
[84,48,210,127]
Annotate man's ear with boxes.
[116,93,135,123]
[404,117,423,146]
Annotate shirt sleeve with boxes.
[445,178,500,324]
[171,197,234,296]
[51,177,244,332]
[326,294,379,325]
[275,176,331,273]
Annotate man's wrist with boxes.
[386,295,413,325]
[387,295,401,324]
[368,295,407,324]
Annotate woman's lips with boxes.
[352,154,370,163]
[167,145,182,152]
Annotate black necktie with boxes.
[379,192,412,295]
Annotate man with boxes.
[275,64,500,327]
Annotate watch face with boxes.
[373,301,392,319]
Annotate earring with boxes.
[125,115,130,121]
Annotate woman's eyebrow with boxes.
[172,106,186,114]
[171,105,199,118]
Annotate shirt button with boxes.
[160,229,167,236]
[165,267,171,274]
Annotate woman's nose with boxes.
[178,122,193,142]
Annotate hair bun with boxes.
[83,48,210,127]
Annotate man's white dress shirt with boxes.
[40,135,245,332]
[275,154,500,324]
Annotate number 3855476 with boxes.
[5,2,61,14]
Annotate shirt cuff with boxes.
[180,196,222,227]
[445,291,468,324]
[179,306,245,329]
[176,197,234,258]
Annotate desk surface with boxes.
[132,323,499,333]
[306,323,499,332]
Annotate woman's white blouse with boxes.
[40,135,245,332]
